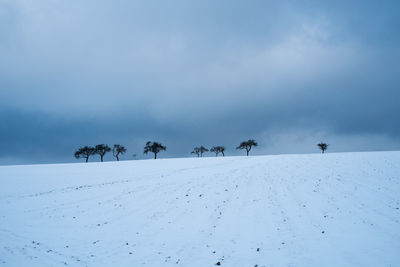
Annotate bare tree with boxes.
[191,147,200,157]
[317,142,328,153]
[144,141,166,159]
[210,146,226,157]
[113,144,126,161]
[95,144,111,162]
[74,146,96,162]
[236,139,258,156]
[191,146,208,157]
[220,146,225,157]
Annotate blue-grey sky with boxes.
[1,0,399,164]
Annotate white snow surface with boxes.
[0,152,400,267]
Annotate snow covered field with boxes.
[0,151,399,267]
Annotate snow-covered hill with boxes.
[0,152,399,267]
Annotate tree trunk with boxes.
[116,154,119,161]
[246,149,249,156]
[86,157,89,163]
[222,151,225,157]
[101,155,104,162]
[154,153,157,159]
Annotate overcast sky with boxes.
[0,0,399,164]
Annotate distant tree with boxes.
[199,146,208,157]
[236,139,258,156]
[220,146,225,157]
[191,147,201,157]
[210,146,226,157]
[95,144,111,162]
[144,141,166,159]
[74,146,96,163]
[191,146,208,157]
[317,142,328,153]
[113,144,126,161]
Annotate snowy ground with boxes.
[0,151,399,267]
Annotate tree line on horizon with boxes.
[74,139,329,162]
[74,144,127,162]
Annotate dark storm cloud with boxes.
[0,0,399,164]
